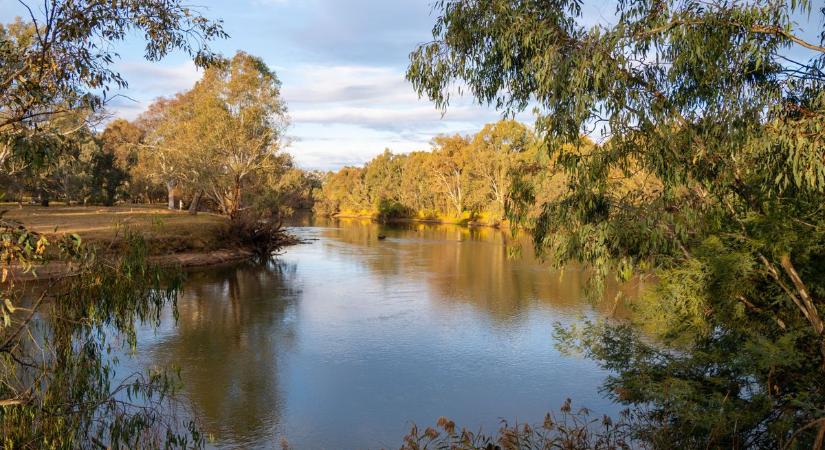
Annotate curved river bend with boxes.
[130,217,640,449]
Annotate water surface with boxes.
[134,217,638,449]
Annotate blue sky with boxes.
[1,0,617,170]
[1,1,821,170]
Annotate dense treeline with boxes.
[314,120,570,224]
[0,111,132,207]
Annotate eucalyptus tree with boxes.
[142,88,225,211]
[203,52,289,217]
[409,0,825,447]
[142,52,289,217]
[400,151,440,213]
[428,134,473,217]
[467,120,535,220]
[364,149,405,209]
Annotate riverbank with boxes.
[3,205,264,280]
[331,210,508,228]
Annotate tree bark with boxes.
[230,177,242,218]
[166,180,176,210]
[188,190,202,215]
[779,254,823,335]
[38,187,49,207]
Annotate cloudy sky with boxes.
[0,0,615,170]
[2,1,820,170]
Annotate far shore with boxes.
[330,211,508,228]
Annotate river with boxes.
[128,217,641,449]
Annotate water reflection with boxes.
[149,262,300,446]
[137,217,641,449]
[315,217,639,320]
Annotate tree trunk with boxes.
[166,180,176,210]
[230,177,242,218]
[38,187,49,207]
[188,190,202,215]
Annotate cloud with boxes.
[240,0,435,65]
[291,105,496,129]
[280,63,502,128]
[285,122,434,171]
[280,65,415,104]
[114,61,202,94]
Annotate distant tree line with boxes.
[313,119,573,224]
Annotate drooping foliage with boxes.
[409,0,825,447]
[1,233,198,448]
[1,1,226,447]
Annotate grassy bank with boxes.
[3,205,255,278]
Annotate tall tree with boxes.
[137,96,186,209]
[143,52,289,217]
[409,0,825,447]
[468,120,535,220]
[399,151,439,213]
[206,52,288,217]
[429,134,472,217]
[142,88,224,211]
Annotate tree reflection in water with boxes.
[136,217,642,448]
[152,260,300,445]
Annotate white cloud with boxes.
[281,65,416,104]
[273,63,515,169]
[114,61,202,96]
[104,61,202,120]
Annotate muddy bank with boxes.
[13,247,257,282]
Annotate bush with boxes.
[400,400,637,450]
[376,198,412,222]
[221,210,296,259]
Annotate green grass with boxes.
[2,205,230,256]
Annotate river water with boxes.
[130,217,639,449]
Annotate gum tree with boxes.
[408,0,825,447]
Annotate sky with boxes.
[1,1,821,170]
[0,0,618,170]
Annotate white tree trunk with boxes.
[166,180,176,210]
